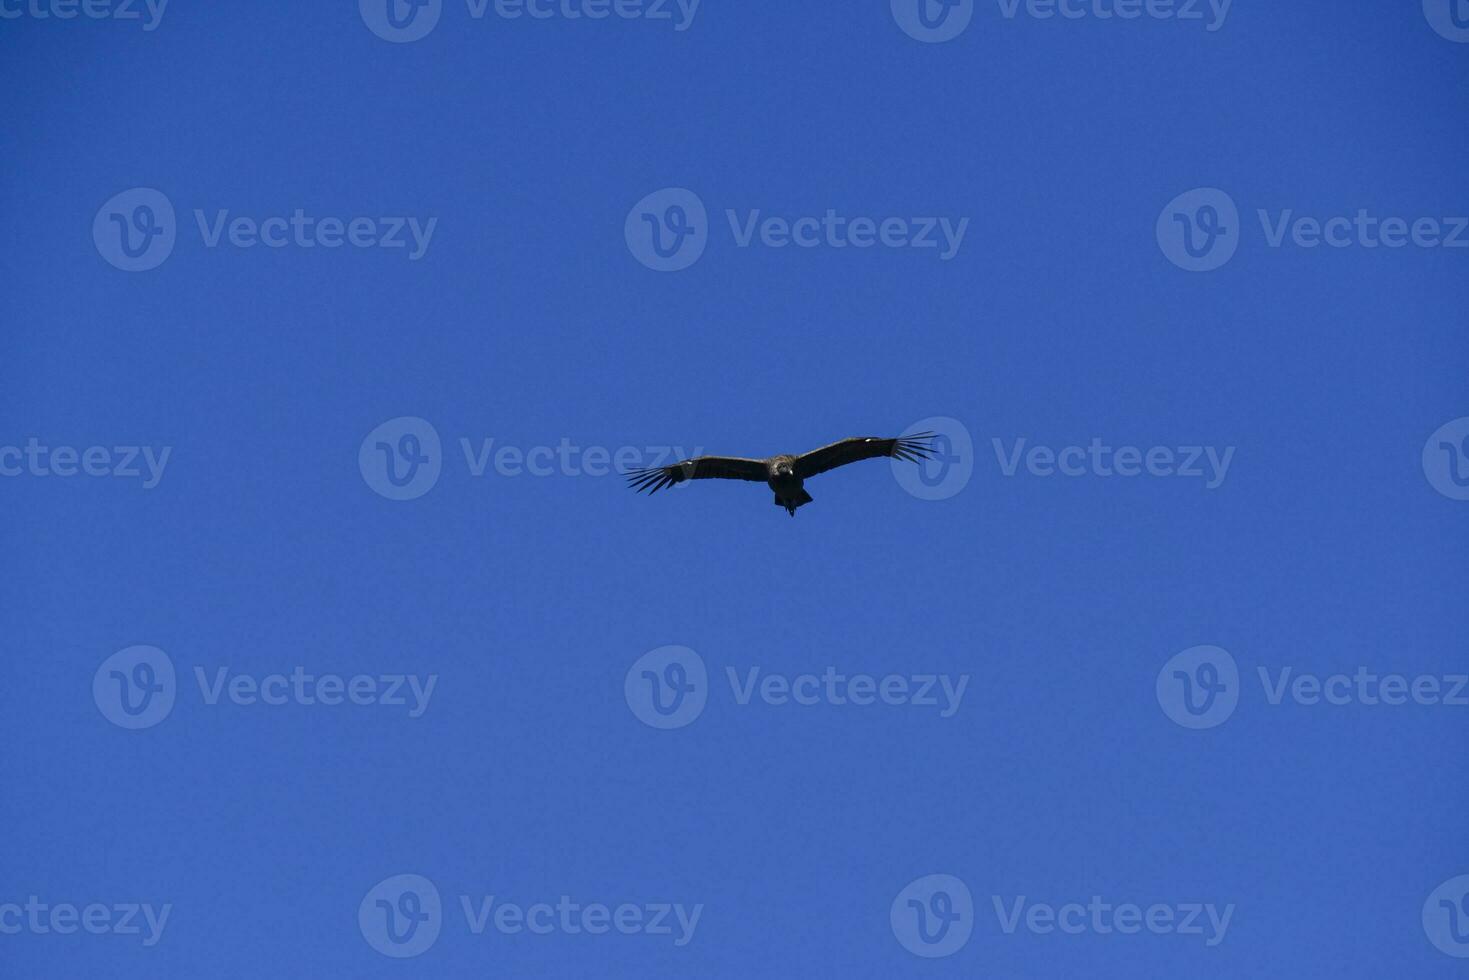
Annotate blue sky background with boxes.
[2,1,1467,976]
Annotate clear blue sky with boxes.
[3,1,1467,976]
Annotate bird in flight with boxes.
[626,433,940,516]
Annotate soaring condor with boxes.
[625,433,939,516]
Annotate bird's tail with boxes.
[777,489,814,516]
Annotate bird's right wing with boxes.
[793,433,938,479]
[625,455,768,494]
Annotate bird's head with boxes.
[775,461,793,477]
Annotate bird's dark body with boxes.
[626,433,938,517]
[764,455,812,516]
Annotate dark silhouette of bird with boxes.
[625,433,939,516]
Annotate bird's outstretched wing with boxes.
[793,433,939,479]
[625,455,768,494]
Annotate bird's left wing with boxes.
[625,455,768,494]
[793,433,938,479]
